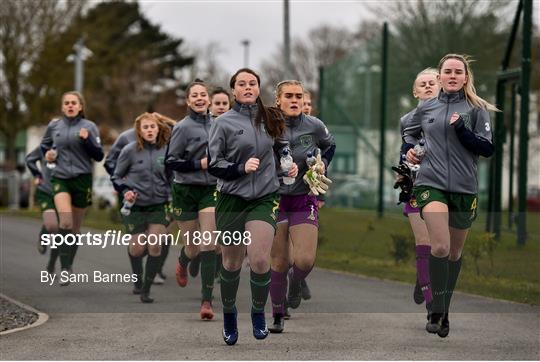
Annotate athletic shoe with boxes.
[413,279,425,304]
[426,312,443,334]
[288,278,302,309]
[268,314,285,333]
[46,265,55,275]
[153,273,165,285]
[59,268,70,286]
[251,312,269,340]
[200,301,214,321]
[189,254,200,278]
[132,280,143,295]
[437,314,450,338]
[140,292,154,303]
[284,307,291,320]
[284,300,291,320]
[157,271,167,280]
[222,308,238,345]
[37,239,47,255]
[301,279,311,300]
[175,262,188,287]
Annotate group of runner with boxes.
[26,52,494,344]
[26,68,334,344]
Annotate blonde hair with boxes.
[274,80,304,106]
[412,68,439,94]
[61,91,86,118]
[438,54,499,112]
[134,112,172,151]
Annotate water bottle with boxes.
[306,151,317,167]
[46,147,57,169]
[280,147,295,185]
[413,139,426,160]
[120,198,135,216]
[400,153,407,164]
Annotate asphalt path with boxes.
[0,215,538,360]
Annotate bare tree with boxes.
[0,0,85,170]
[183,41,231,95]
[261,24,361,104]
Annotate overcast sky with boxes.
[140,1,372,75]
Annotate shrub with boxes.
[389,232,415,265]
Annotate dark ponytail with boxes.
[255,97,284,138]
[230,68,284,139]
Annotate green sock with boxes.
[220,267,241,313]
[69,244,79,268]
[142,255,161,293]
[215,253,222,279]
[429,254,449,314]
[200,250,217,301]
[58,228,72,269]
[47,248,59,272]
[445,258,462,313]
[250,269,271,313]
[179,246,191,268]
[158,240,170,274]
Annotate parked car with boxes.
[0,170,31,208]
[326,177,395,209]
[93,176,117,209]
[527,186,540,212]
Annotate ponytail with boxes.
[256,97,284,138]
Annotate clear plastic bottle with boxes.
[46,147,57,169]
[280,147,295,185]
[413,139,426,160]
[120,198,135,216]
[306,151,317,168]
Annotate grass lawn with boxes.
[317,207,540,306]
[3,206,539,305]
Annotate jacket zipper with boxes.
[250,107,258,198]
[150,146,154,203]
[203,118,209,185]
[67,120,73,177]
[288,124,294,194]
[444,100,451,191]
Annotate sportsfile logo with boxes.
[40,229,253,249]
[41,230,171,249]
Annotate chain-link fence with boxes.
[319,33,495,212]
